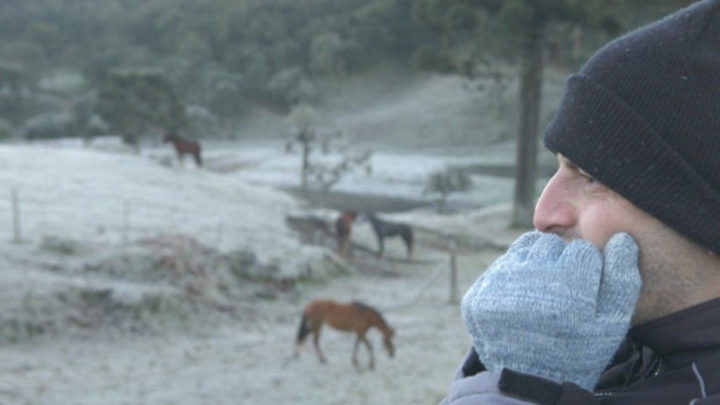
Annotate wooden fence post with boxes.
[449,240,458,304]
[11,186,21,243]
[122,200,129,244]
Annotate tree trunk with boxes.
[301,140,310,190]
[571,25,583,65]
[511,19,545,228]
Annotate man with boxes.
[441,0,720,403]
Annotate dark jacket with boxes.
[443,297,720,404]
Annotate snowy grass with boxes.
[0,66,566,404]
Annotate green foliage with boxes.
[413,46,457,73]
[0,118,15,141]
[412,0,483,72]
[26,21,63,59]
[414,0,478,33]
[310,32,346,76]
[497,0,534,27]
[0,64,28,125]
[0,0,428,132]
[185,104,222,138]
[413,0,642,70]
[0,0,689,140]
[72,93,110,140]
[0,64,24,92]
[200,69,249,127]
[21,112,74,140]
[95,70,185,145]
[268,67,318,107]
[413,0,640,227]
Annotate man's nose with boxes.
[533,173,576,234]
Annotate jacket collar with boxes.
[595,297,720,392]
[629,296,720,369]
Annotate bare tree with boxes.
[286,105,372,191]
[423,167,472,212]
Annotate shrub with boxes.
[424,167,472,211]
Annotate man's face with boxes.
[532,154,651,246]
[533,154,680,325]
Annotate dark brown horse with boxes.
[163,132,202,167]
[294,299,395,369]
[334,210,357,259]
[366,213,414,260]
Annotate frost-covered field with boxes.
[0,140,532,405]
[0,71,558,404]
[203,139,538,211]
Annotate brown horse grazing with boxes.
[163,132,202,167]
[366,213,414,260]
[294,299,395,369]
[334,210,357,259]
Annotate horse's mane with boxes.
[351,301,388,325]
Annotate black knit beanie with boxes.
[543,0,720,255]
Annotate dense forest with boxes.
[0,0,688,145]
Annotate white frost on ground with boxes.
[0,141,530,405]
[0,65,559,403]
[0,143,335,278]
[203,139,531,211]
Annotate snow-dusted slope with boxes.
[0,143,333,277]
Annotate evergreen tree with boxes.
[95,69,185,145]
[415,0,626,227]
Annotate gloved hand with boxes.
[461,231,642,391]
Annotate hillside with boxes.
[0,142,350,343]
[0,68,551,404]
[0,139,533,405]
[236,66,568,155]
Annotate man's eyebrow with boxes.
[559,155,596,178]
[557,154,577,169]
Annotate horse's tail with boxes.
[194,150,202,167]
[296,312,310,344]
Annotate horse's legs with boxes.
[401,231,414,260]
[352,336,361,368]
[294,329,305,358]
[360,335,375,370]
[311,323,327,364]
[337,236,347,258]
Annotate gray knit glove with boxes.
[461,231,642,391]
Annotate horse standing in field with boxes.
[366,213,414,260]
[294,299,395,370]
[334,210,357,259]
[163,131,202,168]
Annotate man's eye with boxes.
[579,171,596,184]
